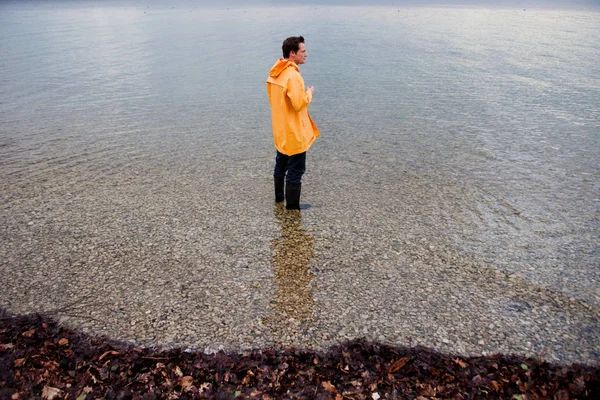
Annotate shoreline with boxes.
[2,310,599,399]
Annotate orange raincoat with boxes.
[266,58,320,156]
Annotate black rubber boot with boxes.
[285,182,301,210]
[274,176,285,203]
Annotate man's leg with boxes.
[274,151,288,203]
[285,152,306,210]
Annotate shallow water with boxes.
[1,2,599,361]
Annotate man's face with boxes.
[290,43,307,65]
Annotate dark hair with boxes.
[282,36,305,59]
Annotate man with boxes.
[266,36,320,210]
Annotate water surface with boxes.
[1,2,599,361]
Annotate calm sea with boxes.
[1,2,599,303]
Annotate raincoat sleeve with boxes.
[285,73,312,112]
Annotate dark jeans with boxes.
[274,151,306,185]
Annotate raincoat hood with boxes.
[268,58,299,79]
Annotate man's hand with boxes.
[306,86,315,96]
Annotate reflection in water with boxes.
[265,204,315,334]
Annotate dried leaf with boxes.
[421,384,436,396]
[14,358,26,368]
[174,365,184,378]
[98,350,119,361]
[199,382,210,393]
[335,395,343,400]
[443,373,456,383]
[22,329,35,338]
[41,386,61,400]
[87,371,98,384]
[322,381,337,393]
[43,360,60,371]
[455,358,468,368]
[0,343,14,350]
[180,376,194,392]
[58,338,68,346]
[389,357,410,373]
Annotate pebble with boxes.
[1,145,598,366]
